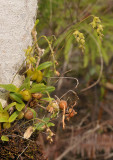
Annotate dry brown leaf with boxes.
[24,126,35,139]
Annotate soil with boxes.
[0,122,47,160]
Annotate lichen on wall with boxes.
[0,0,37,106]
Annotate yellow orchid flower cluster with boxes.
[73,30,85,52]
[90,16,103,40]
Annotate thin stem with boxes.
[31,27,44,68]
[11,59,26,84]
[37,35,56,72]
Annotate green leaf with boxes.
[4,102,16,112]
[37,61,53,71]
[47,122,55,127]
[101,48,109,65]
[35,117,50,130]
[43,117,50,122]
[35,122,45,131]
[51,112,58,118]
[0,84,17,92]
[84,44,89,68]
[30,83,46,93]
[42,86,55,93]
[31,84,55,93]
[24,77,30,84]
[100,87,105,100]
[9,111,19,122]
[0,102,3,112]
[31,82,38,87]
[0,117,8,122]
[1,135,9,142]
[35,19,39,27]
[64,37,73,62]
[19,77,30,91]
[16,103,25,111]
[41,97,54,101]
[9,93,23,103]
[43,68,53,78]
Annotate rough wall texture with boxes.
[0,0,37,106]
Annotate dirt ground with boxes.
[0,121,47,160]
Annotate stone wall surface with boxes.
[0,0,37,106]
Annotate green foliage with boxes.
[37,61,53,70]
[4,102,16,112]
[64,36,73,62]
[8,111,20,123]
[30,83,55,93]
[0,19,58,143]
[34,117,54,131]
[0,116,8,123]
[1,3,107,142]
[0,102,3,112]
[35,117,50,130]
[42,86,55,93]
[41,97,54,101]
[9,93,23,103]
[19,77,30,91]
[34,19,39,27]
[38,0,113,86]
[0,84,17,92]
[1,135,9,142]
[0,110,9,122]
[15,103,25,112]
[43,67,53,78]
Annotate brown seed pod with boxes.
[59,100,67,110]
[32,93,43,99]
[30,100,37,107]
[24,110,33,120]
[47,105,54,113]
[68,108,77,118]
[55,70,60,76]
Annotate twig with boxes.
[60,89,79,101]
[17,142,30,160]
[51,76,79,89]
[105,153,113,159]
[37,104,47,110]
[31,27,44,68]
[38,35,56,72]
[103,82,113,91]
[62,107,66,129]
[11,60,26,84]
[25,98,32,111]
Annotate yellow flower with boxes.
[73,30,85,52]
[90,16,103,40]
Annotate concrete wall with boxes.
[0,0,37,106]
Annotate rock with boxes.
[0,0,37,106]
